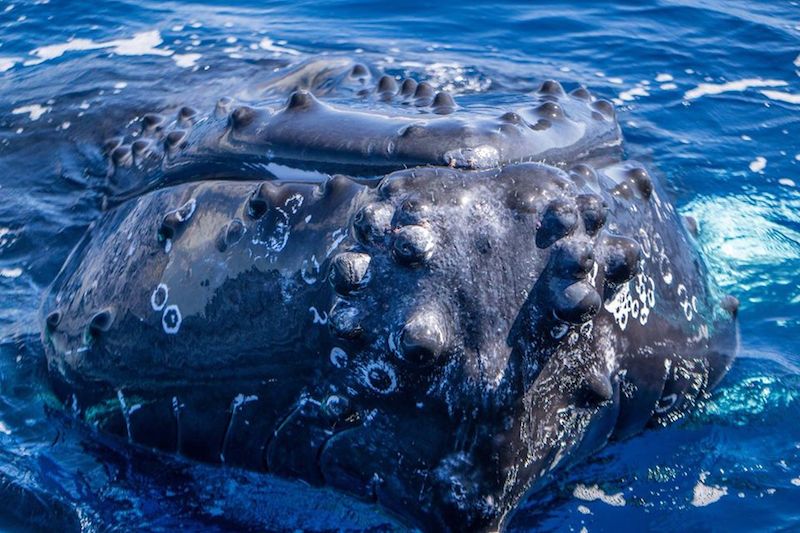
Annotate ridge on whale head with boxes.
[41,159,737,529]
[102,58,622,200]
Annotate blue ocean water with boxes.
[0,0,798,531]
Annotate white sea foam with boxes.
[681,193,800,292]
[778,178,796,187]
[0,267,23,278]
[684,78,787,100]
[573,484,626,506]
[12,104,50,120]
[24,29,207,71]
[25,30,171,66]
[760,90,800,104]
[619,86,649,102]
[749,156,767,172]
[691,472,728,507]
[655,73,673,82]
[0,57,19,72]
[433,62,489,93]
[258,37,300,56]
[173,53,201,68]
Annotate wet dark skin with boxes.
[41,58,738,531]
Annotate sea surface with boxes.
[0,0,799,531]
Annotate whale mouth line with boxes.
[104,158,279,206]
[51,359,320,391]
[104,153,390,210]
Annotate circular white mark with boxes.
[647,279,656,308]
[151,283,168,311]
[362,361,397,394]
[635,273,647,300]
[604,281,632,330]
[654,393,678,414]
[677,284,693,321]
[631,299,640,318]
[330,347,348,368]
[162,304,182,334]
[638,303,650,325]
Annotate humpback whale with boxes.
[40,58,738,531]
